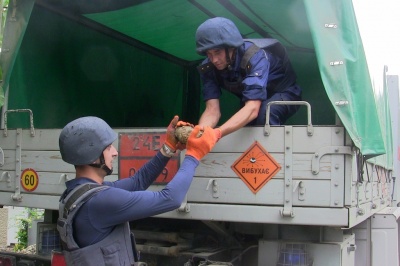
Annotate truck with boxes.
[0,0,399,265]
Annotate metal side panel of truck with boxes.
[0,1,399,266]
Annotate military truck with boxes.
[0,0,399,265]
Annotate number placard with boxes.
[119,132,180,184]
[20,168,39,192]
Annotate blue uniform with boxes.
[61,152,198,247]
[199,40,302,125]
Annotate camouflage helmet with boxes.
[195,17,243,55]
[59,116,117,165]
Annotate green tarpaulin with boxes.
[0,0,390,165]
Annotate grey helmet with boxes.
[59,116,117,166]
[196,17,243,56]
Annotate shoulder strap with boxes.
[240,39,282,76]
[197,62,215,74]
[240,44,260,74]
[62,183,106,218]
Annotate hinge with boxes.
[177,195,190,213]
[281,126,294,217]
[0,147,4,166]
[312,146,352,175]
[206,178,219,199]
[11,128,22,201]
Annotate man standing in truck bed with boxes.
[57,116,218,265]
[196,17,302,140]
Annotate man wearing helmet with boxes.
[196,17,302,139]
[57,115,217,265]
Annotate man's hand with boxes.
[165,116,193,152]
[214,128,222,142]
[165,115,179,152]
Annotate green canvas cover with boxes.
[0,0,35,107]
[0,0,389,164]
[303,0,387,158]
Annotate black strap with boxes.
[63,183,103,218]
[130,232,140,261]
[240,44,260,75]
[241,40,297,93]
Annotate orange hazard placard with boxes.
[231,141,281,194]
[118,132,179,184]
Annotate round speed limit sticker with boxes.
[20,168,39,192]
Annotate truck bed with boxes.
[0,124,391,228]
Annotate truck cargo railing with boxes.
[264,101,313,136]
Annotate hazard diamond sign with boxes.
[231,141,281,194]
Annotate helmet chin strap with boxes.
[225,47,232,70]
[225,47,236,71]
[89,154,113,176]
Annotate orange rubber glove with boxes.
[186,126,218,161]
[165,116,192,152]
[165,115,179,151]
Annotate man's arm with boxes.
[199,99,221,128]
[218,100,261,137]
